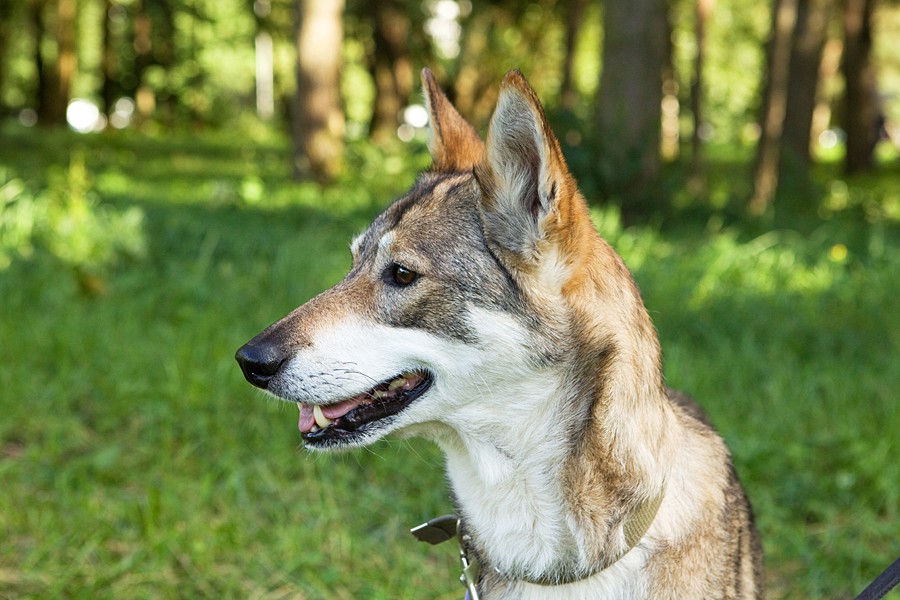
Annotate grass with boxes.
[0,122,898,599]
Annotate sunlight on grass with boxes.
[685,231,845,307]
[0,128,897,599]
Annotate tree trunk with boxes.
[810,36,843,148]
[32,0,76,127]
[155,0,177,126]
[56,0,77,122]
[595,0,669,211]
[255,0,275,121]
[782,0,834,168]
[101,0,117,117]
[132,0,155,121]
[368,0,414,145]
[690,0,714,175]
[0,1,15,115]
[292,0,344,182]
[453,11,494,122]
[660,48,679,163]
[560,0,588,111]
[30,1,48,117]
[842,0,878,174]
[750,0,798,214]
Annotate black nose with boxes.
[235,342,286,389]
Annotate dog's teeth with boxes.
[297,402,302,412]
[310,424,319,433]
[388,377,407,391]
[372,389,387,399]
[313,405,333,428]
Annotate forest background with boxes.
[0,0,898,598]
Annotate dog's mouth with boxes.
[298,370,433,445]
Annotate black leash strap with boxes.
[855,556,900,600]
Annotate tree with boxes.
[254,0,275,121]
[782,0,835,169]
[30,0,78,126]
[690,0,715,177]
[594,0,669,211]
[132,0,155,120]
[153,0,177,125]
[842,0,879,173]
[100,0,123,118]
[750,0,798,213]
[292,0,344,181]
[130,0,177,125]
[752,0,848,213]
[750,0,889,213]
[559,0,588,111]
[0,0,16,115]
[367,0,416,144]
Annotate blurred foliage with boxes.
[0,175,39,270]
[670,0,771,143]
[0,154,145,295]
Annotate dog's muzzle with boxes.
[235,341,286,389]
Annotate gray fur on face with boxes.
[346,172,553,354]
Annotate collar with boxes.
[410,488,664,597]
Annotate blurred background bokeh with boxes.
[0,1,898,598]
[2,0,899,203]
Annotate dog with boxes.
[235,69,764,599]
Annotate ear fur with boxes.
[475,70,574,263]
[421,68,484,172]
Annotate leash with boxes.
[410,490,663,598]
[854,556,900,600]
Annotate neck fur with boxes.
[437,373,586,581]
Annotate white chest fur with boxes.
[444,436,577,579]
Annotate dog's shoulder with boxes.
[665,387,716,429]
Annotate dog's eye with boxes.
[389,264,418,287]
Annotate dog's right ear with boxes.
[421,68,484,172]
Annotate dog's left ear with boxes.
[421,68,484,172]
[476,70,577,264]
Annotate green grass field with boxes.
[1,123,897,599]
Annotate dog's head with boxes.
[236,70,606,450]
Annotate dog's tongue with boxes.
[321,397,367,419]
[298,404,314,432]
[297,395,367,433]
[296,373,426,434]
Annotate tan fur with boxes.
[422,68,484,172]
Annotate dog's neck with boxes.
[436,372,590,582]
[427,231,674,583]
[432,345,672,584]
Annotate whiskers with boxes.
[289,362,381,403]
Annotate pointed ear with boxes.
[421,68,484,172]
[475,70,574,263]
